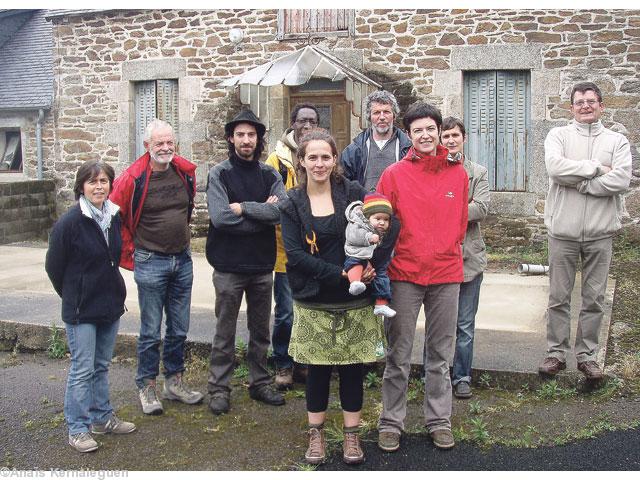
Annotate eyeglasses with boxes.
[573,99,599,108]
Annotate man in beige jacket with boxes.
[539,82,632,380]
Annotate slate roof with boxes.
[0,10,53,110]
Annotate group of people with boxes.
[45,81,632,465]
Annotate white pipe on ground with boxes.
[518,264,549,275]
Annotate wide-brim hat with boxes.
[224,109,266,138]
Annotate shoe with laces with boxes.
[378,431,400,452]
[163,374,204,405]
[305,427,326,464]
[349,281,366,295]
[538,357,566,376]
[431,428,455,449]
[91,414,136,435]
[454,381,472,399]
[343,429,364,464]
[374,304,396,318]
[275,367,294,390]
[577,361,604,380]
[68,432,98,453]
[138,383,163,415]
[249,384,285,406]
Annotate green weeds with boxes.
[47,323,67,359]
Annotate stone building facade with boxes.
[42,8,640,244]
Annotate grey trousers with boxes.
[546,235,613,363]
[379,281,459,434]
[207,270,273,394]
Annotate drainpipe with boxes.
[36,109,44,180]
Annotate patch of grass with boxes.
[406,377,424,403]
[478,372,492,388]
[24,419,36,430]
[48,412,65,429]
[468,400,483,415]
[235,340,248,361]
[47,323,67,359]
[469,417,490,444]
[535,380,576,400]
[232,364,249,380]
[323,421,344,447]
[487,244,548,268]
[293,462,317,471]
[328,399,342,410]
[364,371,381,389]
[452,425,470,442]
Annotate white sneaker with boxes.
[349,281,366,295]
[163,375,204,405]
[91,414,136,435]
[68,432,98,453]
[374,304,396,318]
[138,384,164,415]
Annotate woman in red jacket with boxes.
[376,103,468,453]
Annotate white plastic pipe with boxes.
[518,264,549,275]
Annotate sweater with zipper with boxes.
[377,144,468,286]
[45,202,126,325]
[544,119,632,242]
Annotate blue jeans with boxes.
[64,319,120,435]
[452,273,483,385]
[343,256,392,300]
[272,272,294,369]
[134,248,193,389]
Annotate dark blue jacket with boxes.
[341,127,412,187]
[45,204,126,325]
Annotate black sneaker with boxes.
[208,392,230,415]
[249,384,285,406]
[454,381,472,399]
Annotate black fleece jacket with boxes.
[45,204,126,325]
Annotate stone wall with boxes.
[46,8,640,243]
[0,180,55,244]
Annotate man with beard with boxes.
[342,90,412,191]
[206,109,287,415]
[265,102,320,390]
[111,119,203,416]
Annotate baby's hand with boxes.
[370,234,380,244]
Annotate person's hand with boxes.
[370,234,380,244]
[229,203,242,216]
[599,165,612,175]
[361,262,376,284]
[266,195,278,204]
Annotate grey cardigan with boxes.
[462,157,490,282]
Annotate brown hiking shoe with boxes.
[305,427,326,464]
[577,361,604,380]
[430,428,455,449]
[538,357,566,376]
[378,431,400,452]
[343,431,364,464]
[275,367,293,390]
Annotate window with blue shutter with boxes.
[464,70,530,191]
[134,79,179,159]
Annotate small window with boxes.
[134,79,179,159]
[277,9,354,40]
[0,130,23,172]
[464,70,531,192]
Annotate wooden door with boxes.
[290,81,351,155]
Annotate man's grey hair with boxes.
[143,119,175,143]
[365,90,400,121]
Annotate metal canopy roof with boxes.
[221,45,381,89]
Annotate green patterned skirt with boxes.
[289,300,385,365]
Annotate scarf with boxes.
[79,195,114,244]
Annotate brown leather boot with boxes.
[343,427,364,464]
[305,425,326,464]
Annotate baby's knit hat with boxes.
[362,192,393,217]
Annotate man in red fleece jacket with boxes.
[376,103,468,452]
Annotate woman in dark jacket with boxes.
[46,160,135,453]
[280,130,398,466]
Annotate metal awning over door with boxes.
[221,46,381,128]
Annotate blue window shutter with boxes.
[134,81,156,160]
[464,71,497,190]
[496,71,529,191]
[156,79,179,143]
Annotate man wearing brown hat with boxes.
[205,109,287,415]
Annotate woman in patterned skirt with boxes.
[279,129,399,465]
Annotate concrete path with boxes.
[0,243,615,375]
